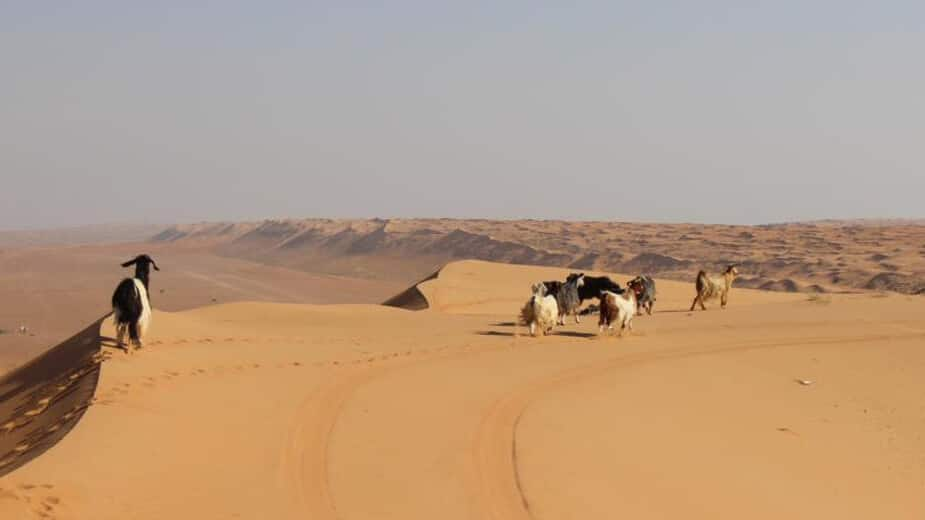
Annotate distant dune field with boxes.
[154,218,925,295]
[0,260,923,519]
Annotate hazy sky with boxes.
[2,2,923,229]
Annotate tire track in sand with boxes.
[279,342,510,519]
[470,330,925,520]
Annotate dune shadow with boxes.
[382,269,441,311]
[0,316,107,478]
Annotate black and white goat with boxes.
[542,273,586,325]
[111,255,159,351]
[576,275,623,303]
[554,273,585,325]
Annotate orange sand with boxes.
[1,260,923,519]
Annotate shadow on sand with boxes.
[490,321,518,327]
[476,329,597,339]
[0,316,107,478]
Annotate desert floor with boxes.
[0,260,923,519]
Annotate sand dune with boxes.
[0,260,923,519]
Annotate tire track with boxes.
[470,330,925,520]
[280,341,516,519]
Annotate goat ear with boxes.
[121,258,137,268]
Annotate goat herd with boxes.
[108,252,740,351]
[520,265,739,337]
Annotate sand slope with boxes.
[1,260,923,519]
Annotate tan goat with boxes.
[690,265,739,311]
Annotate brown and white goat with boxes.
[598,290,636,336]
[689,265,739,311]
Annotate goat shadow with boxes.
[101,336,131,353]
[555,331,597,339]
[491,322,518,327]
[475,330,597,339]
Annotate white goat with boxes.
[690,265,739,311]
[520,283,559,336]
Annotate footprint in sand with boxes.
[23,400,50,417]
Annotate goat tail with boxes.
[128,320,139,342]
[519,298,535,325]
[695,270,708,291]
